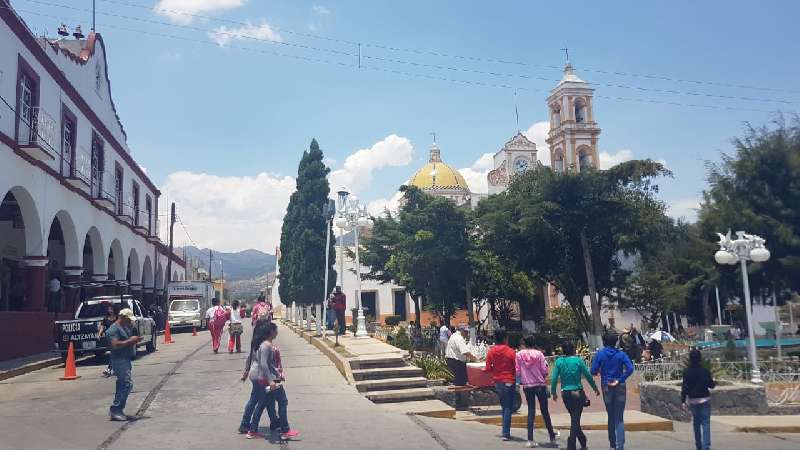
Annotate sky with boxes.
[12,0,800,252]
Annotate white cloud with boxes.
[154,0,246,25]
[312,5,331,15]
[366,190,405,217]
[161,171,295,252]
[458,153,494,194]
[329,134,414,194]
[523,121,550,165]
[667,197,701,222]
[599,149,634,169]
[210,21,283,46]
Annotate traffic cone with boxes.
[192,326,197,336]
[60,342,81,380]
[164,320,174,344]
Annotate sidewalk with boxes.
[0,351,63,381]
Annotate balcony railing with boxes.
[17,107,58,162]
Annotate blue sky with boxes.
[13,0,800,251]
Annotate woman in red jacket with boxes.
[485,329,517,441]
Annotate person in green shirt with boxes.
[550,341,599,450]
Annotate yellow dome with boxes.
[408,144,470,191]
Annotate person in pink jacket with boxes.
[516,335,558,448]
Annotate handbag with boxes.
[229,322,244,335]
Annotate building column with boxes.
[63,267,84,314]
[23,257,48,312]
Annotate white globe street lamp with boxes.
[335,188,371,339]
[714,230,770,384]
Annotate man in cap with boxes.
[446,324,476,384]
[106,307,141,421]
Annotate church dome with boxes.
[409,143,470,192]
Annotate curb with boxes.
[0,356,62,382]
[281,321,356,384]
[463,414,674,432]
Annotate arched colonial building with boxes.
[0,2,184,360]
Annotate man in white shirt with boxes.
[445,324,476,387]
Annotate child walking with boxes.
[517,335,558,448]
[681,349,716,450]
[259,323,298,440]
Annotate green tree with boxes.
[698,118,800,299]
[618,259,689,330]
[475,160,670,344]
[360,186,470,326]
[278,139,337,307]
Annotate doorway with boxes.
[360,291,377,322]
[393,290,407,321]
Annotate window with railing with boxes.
[75,146,91,184]
[91,135,104,198]
[132,183,140,226]
[145,195,153,234]
[115,165,124,215]
[61,111,76,177]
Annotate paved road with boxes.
[1,323,798,449]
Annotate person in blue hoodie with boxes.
[591,333,634,450]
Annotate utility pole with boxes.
[209,249,213,281]
[164,202,176,307]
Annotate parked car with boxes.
[54,295,157,358]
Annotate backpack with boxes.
[213,306,228,327]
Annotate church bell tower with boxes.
[545,63,601,173]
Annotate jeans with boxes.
[494,382,516,439]
[690,402,711,450]
[523,386,556,441]
[249,381,278,432]
[562,390,587,450]
[602,383,627,450]
[110,357,133,414]
[335,309,346,335]
[326,308,335,330]
[267,385,290,433]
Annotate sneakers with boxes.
[280,430,299,440]
[102,368,113,377]
[501,436,510,441]
[525,441,538,448]
[246,431,265,439]
[237,426,248,434]
[109,412,127,422]
[550,431,560,445]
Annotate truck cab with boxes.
[168,298,204,330]
[54,296,157,356]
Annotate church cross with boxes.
[430,131,437,144]
[560,47,570,64]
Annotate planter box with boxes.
[640,381,768,421]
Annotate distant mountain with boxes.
[181,246,276,281]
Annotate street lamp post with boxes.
[334,187,370,339]
[714,230,771,384]
[319,199,335,337]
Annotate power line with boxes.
[16,0,798,107]
[92,0,800,96]
[2,5,786,115]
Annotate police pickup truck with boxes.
[54,296,157,357]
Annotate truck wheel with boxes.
[146,334,157,353]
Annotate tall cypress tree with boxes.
[278,139,337,307]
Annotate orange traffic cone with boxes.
[60,342,81,380]
[192,326,197,336]
[163,321,174,344]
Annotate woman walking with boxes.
[205,298,228,353]
[550,341,599,450]
[228,300,244,353]
[99,305,117,377]
[681,349,716,450]
[239,321,275,437]
[484,329,516,441]
[258,322,299,440]
[517,335,558,448]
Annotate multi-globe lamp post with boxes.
[714,231,771,384]
[334,187,371,339]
